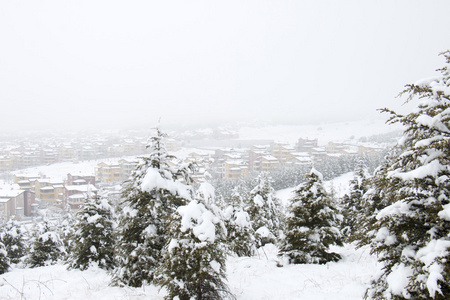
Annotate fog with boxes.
[1,1,450,133]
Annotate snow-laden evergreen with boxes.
[341,160,369,241]
[279,168,343,264]
[246,172,281,246]
[365,51,450,299]
[67,195,114,271]
[57,211,76,262]
[112,128,194,287]
[26,220,64,268]
[155,182,231,300]
[0,241,9,275]
[0,220,26,264]
[223,188,256,257]
[353,155,399,248]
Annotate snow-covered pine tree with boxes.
[155,182,231,300]
[365,51,450,299]
[0,241,9,274]
[279,168,342,264]
[56,211,75,262]
[246,172,281,246]
[0,220,26,264]
[112,128,194,287]
[26,220,64,268]
[67,195,114,271]
[341,159,369,241]
[223,187,256,257]
[352,155,398,247]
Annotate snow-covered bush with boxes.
[55,212,76,262]
[279,168,342,264]
[67,195,114,271]
[26,220,64,268]
[0,220,26,264]
[366,51,450,299]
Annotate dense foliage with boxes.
[365,51,450,299]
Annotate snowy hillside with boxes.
[0,243,378,299]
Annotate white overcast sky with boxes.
[1,0,450,133]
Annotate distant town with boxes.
[0,126,397,222]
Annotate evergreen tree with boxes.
[246,172,281,246]
[112,128,194,287]
[26,220,64,268]
[67,195,114,271]
[0,220,26,264]
[341,160,369,241]
[56,211,76,262]
[279,168,342,264]
[365,51,450,299]
[223,188,256,257]
[155,183,231,300]
[353,156,397,247]
[0,241,10,274]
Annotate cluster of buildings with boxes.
[0,173,97,221]
[207,138,382,180]
[0,133,169,173]
[0,132,385,222]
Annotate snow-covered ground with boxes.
[0,243,378,300]
[228,243,377,300]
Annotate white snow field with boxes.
[0,243,377,300]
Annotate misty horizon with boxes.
[1,1,450,133]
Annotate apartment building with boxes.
[0,188,35,220]
[64,184,98,210]
[0,156,13,172]
[34,179,64,205]
[96,162,121,183]
[223,160,248,179]
[95,159,138,183]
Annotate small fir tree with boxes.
[67,195,115,271]
[26,220,64,268]
[246,172,281,246]
[56,211,76,262]
[279,169,343,264]
[0,220,26,264]
[0,241,10,274]
[341,160,369,241]
[365,51,450,299]
[155,183,231,300]
[352,157,397,247]
[113,128,193,287]
[223,188,256,257]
